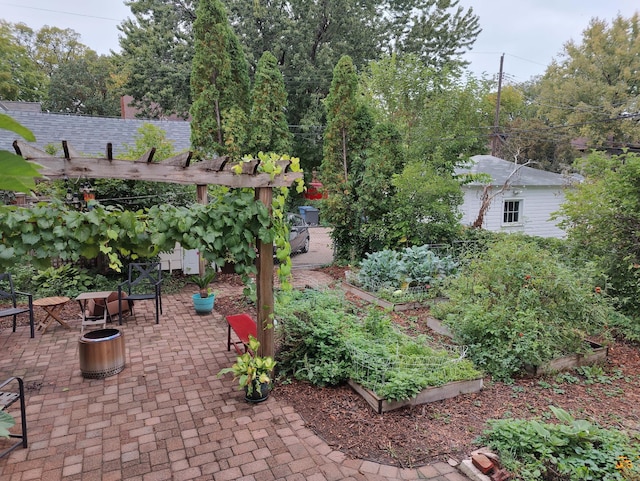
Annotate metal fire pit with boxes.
[78,328,125,379]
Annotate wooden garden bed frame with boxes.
[347,377,484,414]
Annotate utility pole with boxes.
[491,53,504,157]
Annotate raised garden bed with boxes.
[425,317,608,376]
[347,377,484,414]
[526,340,608,376]
[342,281,446,312]
[426,316,454,338]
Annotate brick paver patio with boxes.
[0,270,472,480]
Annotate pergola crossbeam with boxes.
[13,141,302,188]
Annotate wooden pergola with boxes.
[13,140,304,358]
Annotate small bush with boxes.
[432,235,623,381]
[32,264,109,298]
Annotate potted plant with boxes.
[190,269,217,314]
[218,336,276,403]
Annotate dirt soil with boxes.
[5,268,640,470]
[215,266,640,469]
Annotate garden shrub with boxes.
[32,264,110,298]
[431,235,623,381]
[480,406,640,481]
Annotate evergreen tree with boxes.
[320,56,376,260]
[322,56,360,186]
[357,122,406,252]
[118,0,481,166]
[247,51,292,154]
[189,0,250,158]
[117,2,195,118]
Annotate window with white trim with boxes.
[503,199,521,224]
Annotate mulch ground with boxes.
[4,267,640,469]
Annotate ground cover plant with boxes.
[431,235,626,381]
[274,288,480,401]
[349,244,458,302]
[481,406,640,480]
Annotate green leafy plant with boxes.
[481,406,640,481]
[0,190,272,275]
[275,289,355,386]
[355,245,458,299]
[275,288,481,400]
[189,269,216,298]
[218,336,276,396]
[357,249,406,291]
[0,113,42,193]
[32,264,102,298]
[0,410,15,439]
[431,235,620,381]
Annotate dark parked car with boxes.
[283,212,310,255]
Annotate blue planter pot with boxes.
[192,292,215,314]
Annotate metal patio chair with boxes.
[0,273,35,338]
[117,262,163,324]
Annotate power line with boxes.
[0,3,122,22]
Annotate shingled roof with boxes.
[456,155,582,187]
[0,109,191,156]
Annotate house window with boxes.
[503,200,521,224]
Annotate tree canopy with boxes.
[536,13,640,149]
[117,0,480,168]
[556,151,640,316]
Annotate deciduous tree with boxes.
[556,151,640,316]
[536,13,640,149]
[46,54,120,116]
[118,0,481,165]
[0,21,47,101]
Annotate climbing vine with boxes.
[235,152,306,282]
[0,191,273,276]
[0,152,304,293]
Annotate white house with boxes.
[455,155,582,238]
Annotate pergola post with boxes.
[196,184,208,276]
[255,187,274,358]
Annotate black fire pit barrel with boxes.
[78,328,125,379]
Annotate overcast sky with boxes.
[0,0,638,83]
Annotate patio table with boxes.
[75,291,113,333]
[34,296,71,334]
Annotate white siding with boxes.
[459,186,568,238]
